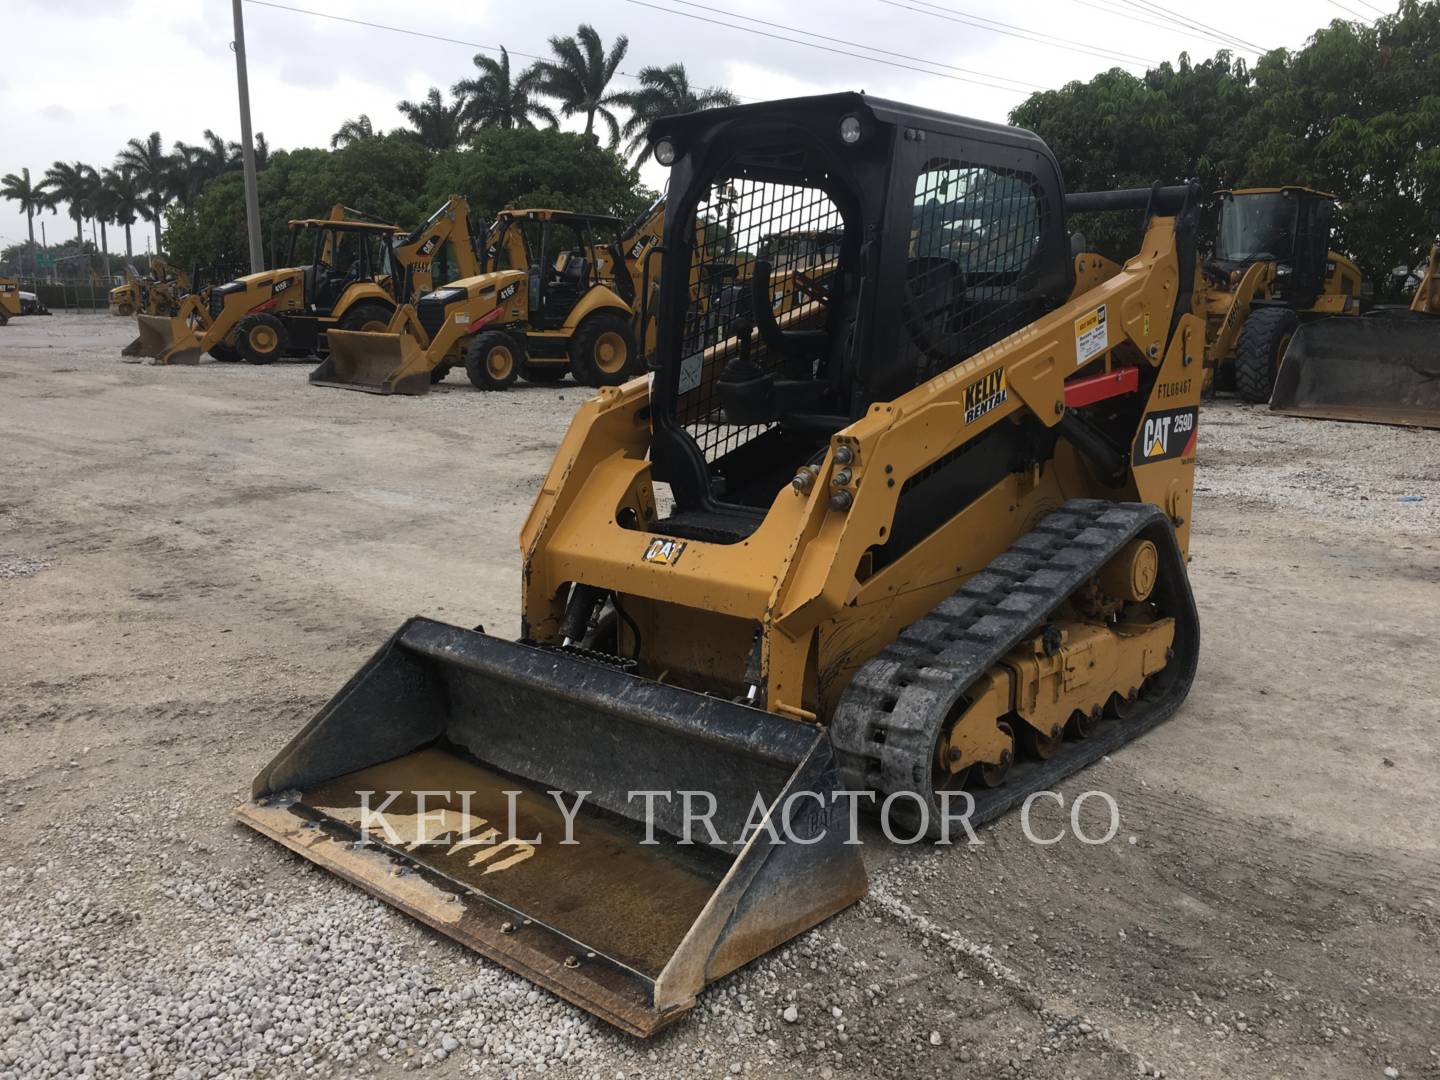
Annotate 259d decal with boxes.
[1133,406,1197,465]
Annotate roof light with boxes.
[654,139,678,166]
[839,115,863,145]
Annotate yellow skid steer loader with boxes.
[1272,240,1440,428]
[0,278,19,326]
[238,94,1204,1036]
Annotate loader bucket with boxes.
[310,328,432,395]
[1271,315,1440,429]
[235,617,867,1036]
[121,313,203,365]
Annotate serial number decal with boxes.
[1075,303,1108,366]
[1133,406,1198,465]
[963,368,1008,424]
[1156,378,1193,400]
[642,537,687,566]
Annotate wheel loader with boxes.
[1201,186,1364,402]
[126,197,480,366]
[238,94,1203,1036]
[313,203,664,395]
[1272,238,1440,428]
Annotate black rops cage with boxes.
[643,93,1073,542]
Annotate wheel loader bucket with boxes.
[1271,315,1440,429]
[310,328,433,395]
[120,313,203,366]
[235,618,867,1036]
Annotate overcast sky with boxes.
[1,0,1360,252]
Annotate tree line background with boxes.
[2,6,1436,301]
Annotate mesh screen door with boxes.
[675,177,845,463]
[902,159,1047,384]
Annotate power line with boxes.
[1115,0,1270,54]
[879,0,1159,68]
[241,0,750,101]
[656,0,1048,91]
[624,0,1040,96]
[1352,0,1388,13]
[1326,0,1375,22]
[1068,0,1257,57]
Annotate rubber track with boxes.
[831,498,1200,836]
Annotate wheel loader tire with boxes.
[338,302,394,334]
[209,343,241,363]
[569,314,638,387]
[235,313,287,365]
[430,363,452,385]
[1234,307,1298,403]
[465,331,522,391]
[521,361,566,384]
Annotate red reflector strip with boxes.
[1065,366,1139,408]
[465,307,504,334]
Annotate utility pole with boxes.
[232,0,264,274]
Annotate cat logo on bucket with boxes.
[963,368,1008,424]
[1133,406,1198,465]
[642,537,687,566]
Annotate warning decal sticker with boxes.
[1074,303,1108,366]
[1132,406,1198,465]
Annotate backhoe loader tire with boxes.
[236,313,287,365]
[430,364,452,385]
[338,302,394,334]
[521,362,566,384]
[209,343,241,363]
[465,331,521,391]
[569,314,638,387]
[1234,307,1298,403]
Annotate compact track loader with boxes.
[127,198,478,367]
[1201,186,1363,402]
[314,204,664,394]
[1272,240,1440,428]
[239,94,1203,1036]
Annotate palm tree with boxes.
[395,88,466,151]
[167,140,205,209]
[1,168,47,270]
[103,168,144,260]
[117,132,170,255]
[42,161,94,246]
[618,65,738,164]
[452,47,556,133]
[331,114,375,149]
[199,129,233,178]
[226,132,271,169]
[533,24,630,148]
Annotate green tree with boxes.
[117,132,171,255]
[1,167,48,263]
[331,114,375,149]
[534,24,630,148]
[42,160,94,246]
[453,47,556,132]
[617,64,738,164]
[396,88,466,151]
[424,126,653,223]
[102,168,144,260]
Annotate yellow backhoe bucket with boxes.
[121,313,204,366]
[235,618,867,1036]
[1271,314,1440,429]
[310,328,434,395]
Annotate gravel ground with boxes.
[1,312,1437,1080]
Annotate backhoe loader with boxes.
[1272,239,1440,428]
[110,259,190,318]
[0,278,19,326]
[238,94,1203,1036]
[127,197,479,366]
[1201,186,1363,402]
[313,203,663,394]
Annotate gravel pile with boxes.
[1196,402,1440,532]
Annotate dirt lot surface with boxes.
[2,312,1438,1080]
